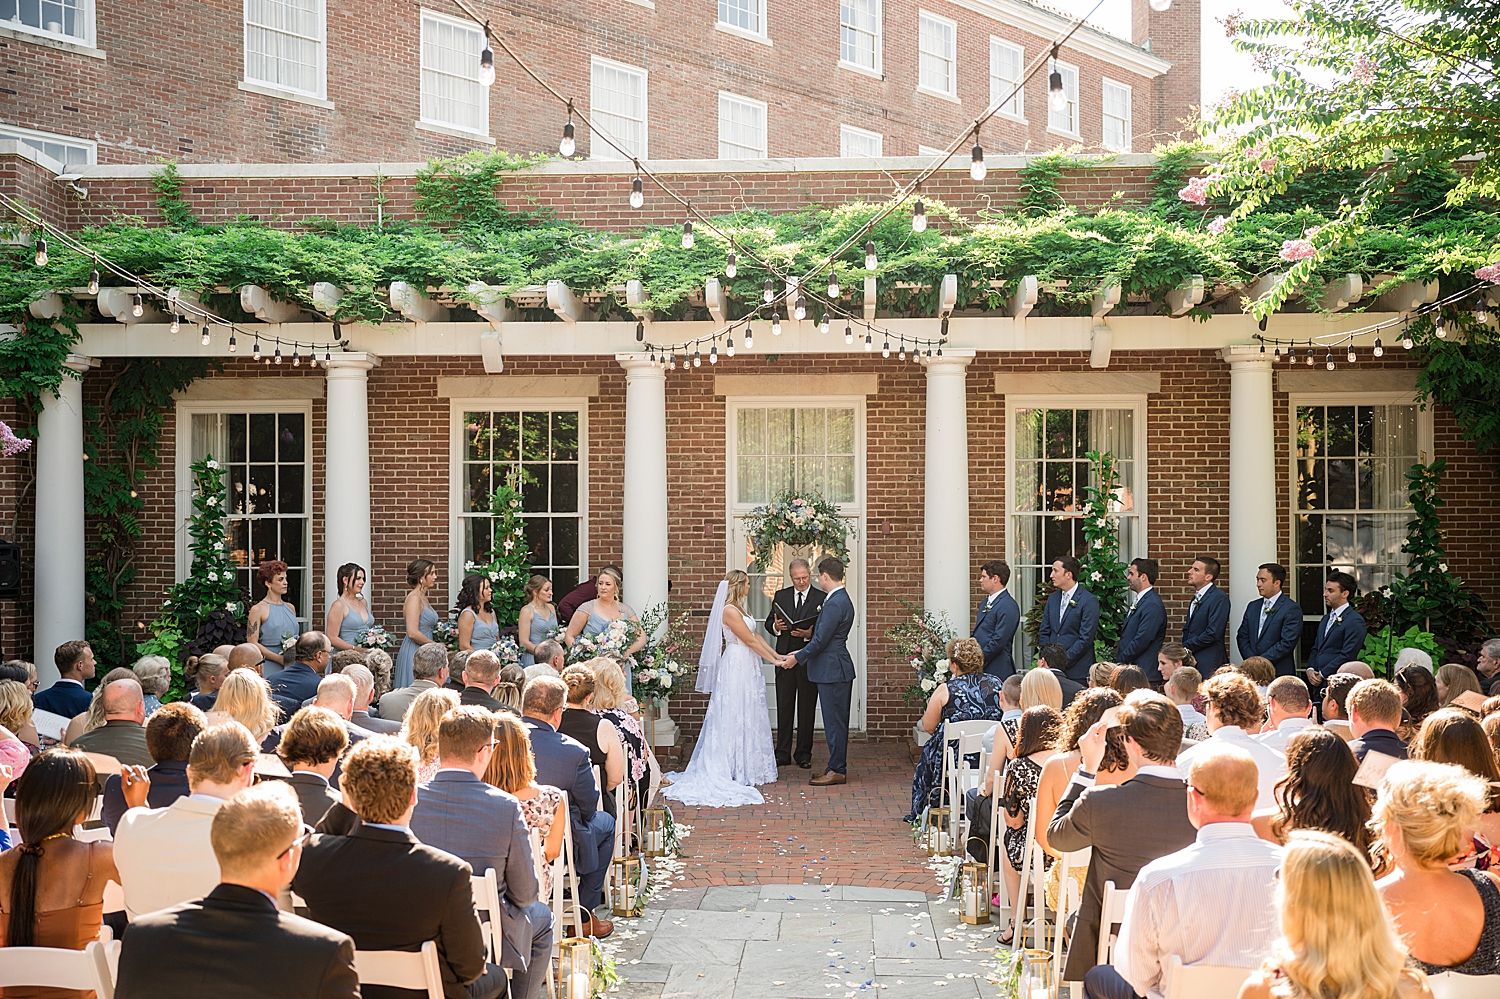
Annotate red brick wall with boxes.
[1132,0,1202,137]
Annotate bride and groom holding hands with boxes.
[662,556,854,808]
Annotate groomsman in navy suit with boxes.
[1235,563,1304,677]
[1116,558,1167,683]
[1304,570,1368,695]
[1036,556,1098,682]
[785,557,856,787]
[972,560,1020,680]
[1180,556,1231,675]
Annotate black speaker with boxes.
[0,540,20,599]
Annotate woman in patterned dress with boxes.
[907,638,1003,822]
[485,713,566,895]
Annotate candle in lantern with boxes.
[568,972,592,999]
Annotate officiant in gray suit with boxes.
[765,558,825,769]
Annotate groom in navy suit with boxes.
[1304,570,1368,701]
[1235,562,1304,677]
[782,556,855,787]
[1036,556,1099,682]
[1181,556,1231,675]
[972,560,1020,680]
[1116,557,1167,683]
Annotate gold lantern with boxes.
[558,937,594,999]
[611,854,646,917]
[959,861,991,924]
[1020,948,1055,999]
[643,807,668,856]
[926,807,951,855]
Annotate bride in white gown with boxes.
[662,570,781,807]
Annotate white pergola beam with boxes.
[1318,273,1363,313]
[1166,275,1205,317]
[1092,279,1121,320]
[466,282,517,327]
[1245,272,1287,311]
[704,278,727,323]
[625,280,653,325]
[479,329,503,373]
[1374,279,1439,314]
[97,287,166,324]
[310,282,344,317]
[29,292,65,319]
[862,276,877,321]
[1008,275,1039,320]
[240,285,307,324]
[389,281,451,324]
[938,274,958,316]
[546,280,585,324]
[1089,324,1113,369]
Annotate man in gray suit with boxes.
[342,664,401,734]
[1047,690,1197,984]
[374,642,449,723]
[410,707,553,999]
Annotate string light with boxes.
[132,293,144,317]
[844,323,854,345]
[818,314,830,335]
[559,103,576,157]
[882,338,890,358]
[33,238,46,266]
[745,324,754,350]
[1477,299,1490,325]
[1402,325,1414,350]
[1325,351,1334,371]
[794,295,807,320]
[479,28,496,87]
[912,198,927,233]
[1259,341,1266,356]
[726,333,735,357]
[1346,343,1357,363]
[170,313,181,334]
[1373,337,1384,357]
[681,221,694,249]
[87,264,99,295]
[251,339,260,360]
[292,346,301,366]
[1287,346,1296,363]
[692,348,701,368]
[202,324,212,347]
[709,344,718,364]
[828,272,839,299]
[1048,49,1068,114]
[970,132,986,182]
[1273,346,1281,361]
[725,252,737,278]
[1434,314,1447,339]
[899,342,906,361]
[864,238,877,271]
[771,312,782,336]
[1305,346,1315,366]
[274,345,283,365]
[630,175,644,209]
[864,331,873,351]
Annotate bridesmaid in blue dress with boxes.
[395,558,439,690]
[247,560,302,672]
[517,575,557,666]
[326,562,374,652]
[455,575,500,651]
[563,567,646,692]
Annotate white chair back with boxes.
[74,823,112,843]
[1162,955,1251,999]
[0,941,116,999]
[1096,880,1131,966]
[1050,846,1090,983]
[1012,798,1048,953]
[353,940,444,999]
[1427,972,1500,999]
[987,768,1006,911]
[471,868,504,965]
[553,789,584,941]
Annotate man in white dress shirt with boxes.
[1175,671,1287,811]
[1255,676,1317,754]
[1083,744,1283,999]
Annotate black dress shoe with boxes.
[775,755,792,767]
[795,759,812,769]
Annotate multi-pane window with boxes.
[590,57,648,160]
[1102,79,1132,151]
[839,0,880,72]
[918,11,956,97]
[735,407,856,506]
[840,124,882,158]
[718,0,762,35]
[420,11,488,134]
[1048,61,1079,135]
[244,0,325,99]
[191,412,310,620]
[719,93,768,159]
[0,124,94,166]
[0,0,91,42]
[989,38,1023,118]
[461,410,583,595]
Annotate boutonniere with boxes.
[1331,614,1344,627]
[1068,599,1078,609]
[1263,605,1277,617]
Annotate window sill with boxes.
[1102,143,1132,154]
[1047,126,1082,142]
[416,120,496,145]
[238,81,334,110]
[0,23,105,59]
[988,108,1027,126]
[838,59,883,81]
[715,22,772,46]
[916,85,961,105]
[621,0,655,7]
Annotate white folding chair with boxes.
[1162,955,1251,999]
[1049,847,1090,986]
[0,941,116,999]
[1096,880,1131,966]
[1426,972,1500,998]
[471,868,504,965]
[354,941,444,999]
[1012,803,1049,953]
[986,769,1007,912]
[74,823,112,843]
[553,790,584,941]
[942,720,991,848]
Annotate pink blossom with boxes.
[1178,172,1222,206]
[1208,215,1229,235]
[1352,55,1376,84]
[1259,157,1279,174]
[1279,239,1317,262]
[1475,263,1500,284]
[1303,225,1324,239]
[0,422,31,458]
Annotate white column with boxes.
[34,354,98,688]
[1222,344,1278,662]
[923,351,976,633]
[323,353,380,612]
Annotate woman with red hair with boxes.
[246,559,301,667]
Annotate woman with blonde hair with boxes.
[564,566,646,690]
[395,557,440,690]
[185,652,230,710]
[1413,708,1500,870]
[206,668,280,741]
[62,666,136,744]
[1020,666,1063,713]
[907,637,1002,821]
[589,657,651,809]
[1238,830,1431,999]
[400,686,460,785]
[517,574,557,667]
[485,713,566,894]
[0,680,34,780]
[1435,663,1483,710]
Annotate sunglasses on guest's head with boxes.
[277,823,316,859]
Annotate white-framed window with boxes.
[589,56,648,160]
[718,92,768,159]
[989,37,1023,119]
[0,123,96,166]
[454,406,586,596]
[718,0,763,37]
[179,405,313,626]
[839,0,881,73]
[840,124,882,158]
[1048,60,1079,135]
[0,0,94,46]
[1006,397,1147,661]
[918,145,945,156]
[419,9,488,135]
[243,0,326,100]
[1102,78,1132,152]
[917,10,956,99]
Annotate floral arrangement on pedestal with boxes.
[355,625,394,652]
[1078,449,1130,656]
[743,488,853,572]
[463,474,533,625]
[565,617,641,665]
[632,602,696,703]
[885,604,958,706]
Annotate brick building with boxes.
[2,0,1196,165]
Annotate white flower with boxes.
[213,541,223,550]
[1092,539,1103,549]
[207,571,218,582]
[225,601,236,611]
[503,540,515,551]
[206,460,219,469]
[1439,563,1448,572]
[205,496,218,507]
[921,678,936,692]
[1091,570,1103,582]
[514,526,524,536]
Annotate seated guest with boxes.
[101,701,205,834]
[1048,690,1196,985]
[295,736,504,999]
[1436,662,1483,709]
[1109,665,1149,697]
[344,662,402,734]
[1176,671,1286,810]
[523,676,614,938]
[1337,660,1375,680]
[458,649,507,713]
[1250,727,1375,867]
[995,705,1062,945]
[981,674,1026,760]
[523,638,565,682]
[365,647,395,705]
[1231,655,1275,696]
[1155,643,1198,685]
[209,668,281,742]
[1255,676,1316,754]
[268,632,332,720]
[0,749,122,960]
[1374,760,1500,977]
[114,721,258,920]
[559,664,627,815]
[1164,666,1208,741]
[71,676,154,770]
[62,666,135,745]
[1413,708,1500,868]
[378,642,450,723]
[590,657,651,811]
[326,648,367,676]
[401,686,461,784]
[31,640,95,718]
[1037,642,1083,708]
[1394,663,1440,736]
[909,638,1003,821]
[409,708,552,999]
[1085,743,1283,999]
[1239,831,1432,999]
[1395,647,1434,674]
[1485,712,1500,759]
[276,706,348,827]
[494,664,526,714]
[446,651,471,692]
[1319,672,1359,742]
[1347,678,1408,762]
[114,782,360,999]
[1476,638,1500,695]
[132,656,170,718]
[1088,662,1115,689]
[186,652,230,710]
[485,713,567,897]
[262,674,373,755]
[0,679,37,770]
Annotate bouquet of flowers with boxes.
[884,603,957,706]
[632,602,696,703]
[494,634,524,668]
[742,488,853,572]
[356,625,394,651]
[432,617,460,651]
[566,617,641,665]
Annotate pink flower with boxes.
[1303,225,1324,239]
[1352,55,1376,84]
[1259,157,1278,174]
[1279,239,1317,261]
[0,422,31,459]
[1475,263,1500,283]
[1177,172,1223,206]
[1208,215,1229,235]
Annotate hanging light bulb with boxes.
[559,105,576,157]
[828,271,840,299]
[1402,328,1414,350]
[912,198,927,233]
[630,176,644,209]
[33,239,46,266]
[1273,346,1281,361]
[1476,301,1490,325]
[681,221,694,249]
[970,136,986,181]
[648,350,657,365]
[132,294,144,317]
[479,40,496,87]
[864,331,873,351]
[937,343,943,356]
[325,347,332,363]
[725,252,737,278]
[88,266,99,295]
[1259,341,1266,356]
[1434,315,1447,338]
[864,239,877,271]
[292,346,301,367]
[882,338,890,358]
[1325,351,1335,371]
[170,313,181,334]
[844,323,854,345]
[1305,347,1315,366]
[668,351,676,370]
[818,314,830,335]
[636,320,645,342]
[709,344,719,364]
[763,277,776,304]
[1048,57,1068,114]
[1347,343,1357,363]
[898,342,906,361]
[1373,337,1384,357]
[745,324,754,350]
[794,295,807,321]
[252,339,260,360]
[1287,346,1296,363]
[726,333,735,357]
[771,312,782,336]
[202,324,212,346]
[1149,0,1173,10]
[926,346,933,358]
[274,345,283,365]
[692,348,701,368]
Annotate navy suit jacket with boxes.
[1180,585,1231,673]
[1115,588,1167,681]
[794,587,856,685]
[267,661,324,719]
[1037,586,1099,681]
[973,590,1020,679]
[32,679,91,719]
[1235,594,1303,677]
[1305,606,1368,677]
[523,718,609,871]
